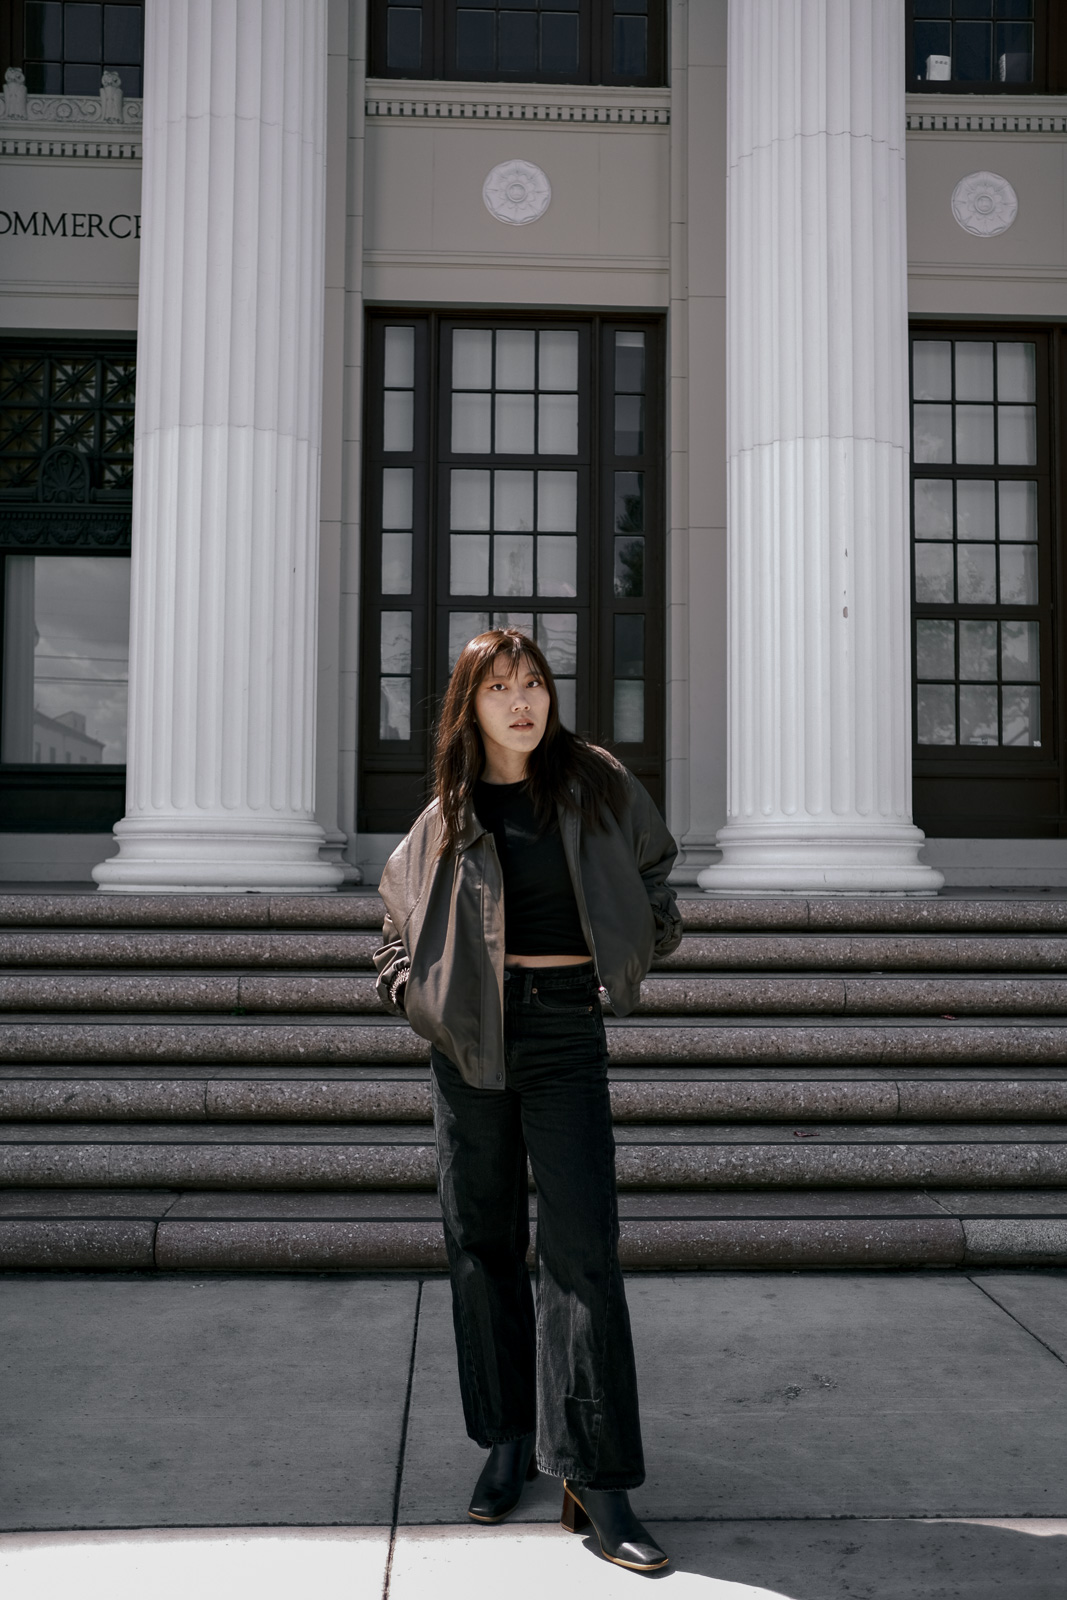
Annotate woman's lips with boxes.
[510,720,534,728]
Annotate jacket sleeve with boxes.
[627,776,683,958]
[373,912,411,1015]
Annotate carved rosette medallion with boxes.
[482,159,552,226]
[951,171,1019,237]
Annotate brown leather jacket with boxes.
[373,773,682,1090]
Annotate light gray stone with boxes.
[0,1276,417,1528]
[969,1271,1067,1359]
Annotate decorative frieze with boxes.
[366,90,669,124]
[1,67,143,158]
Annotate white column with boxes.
[699,0,942,896]
[94,0,343,892]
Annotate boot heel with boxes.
[560,1484,590,1533]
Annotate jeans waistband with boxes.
[504,962,597,1004]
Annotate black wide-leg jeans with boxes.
[430,962,645,1489]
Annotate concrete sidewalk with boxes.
[2,1270,1066,1596]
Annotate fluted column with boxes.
[700,0,942,895]
[94,0,342,892]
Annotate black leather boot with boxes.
[467,1434,538,1522]
[561,1481,669,1571]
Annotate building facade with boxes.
[0,0,1065,890]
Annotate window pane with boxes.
[453,329,493,390]
[451,469,491,529]
[384,326,415,388]
[615,331,645,393]
[955,342,994,402]
[539,331,578,390]
[537,612,577,675]
[913,342,952,401]
[64,62,102,91]
[498,9,537,73]
[615,471,644,533]
[915,543,955,603]
[456,8,495,72]
[537,470,577,531]
[957,544,997,603]
[956,405,994,464]
[383,390,414,452]
[913,21,951,80]
[999,544,1038,605]
[615,395,644,455]
[614,15,647,76]
[25,2,63,57]
[998,480,1037,542]
[493,611,533,636]
[997,27,1033,83]
[104,4,142,63]
[614,536,645,598]
[956,480,995,540]
[449,612,489,671]
[913,404,952,463]
[955,20,993,80]
[387,6,422,71]
[65,4,103,61]
[452,393,492,453]
[917,683,956,745]
[24,62,64,92]
[614,681,644,742]
[538,394,578,454]
[495,393,535,454]
[997,342,1035,403]
[496,330,536,391]
[1,555,130,764]
[998,407,1036,466]
[1001,620,1039,683]
[380,677,411,741]
[614,613,644,677]
[916,619,955,680]
[380,611,412,674]
[537,535,577,597]
[450,534,490,594]
[382,467,413,529]
[542,10,580,73]
[1002,685,1039,746]
[494,470,534,531]
[959,620,997,681]
[493,534,534,596]
[960,684,999,745]
[381,532,413,595]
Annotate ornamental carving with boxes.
[38,446,90,504]
[0,513,130,549]
[951,171,1019,238]
[482,160,552,226]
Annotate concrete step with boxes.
[1,1186,1065,1271]
[3,1015,1067,1064]
[8,971,1067,1015]
[3,1120,1067,1190]
[3,1068,1067,1123]
[6,929,1067,974]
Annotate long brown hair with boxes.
[433,628,629,856]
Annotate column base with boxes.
[92,816,346,894]
[698,822,945,897]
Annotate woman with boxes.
[374,628,681,1573]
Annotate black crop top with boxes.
[473,779,590,957]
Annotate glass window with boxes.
[909,1,1037,92]
[360,316,663,832]
[370,0,665,85]
[911,332,1047,755]
[24,1,144,97]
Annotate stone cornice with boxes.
[906,92,1067,133]
[365,77,670,124]
[0,72,143,158]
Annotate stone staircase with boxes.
[1,890,1066,1272]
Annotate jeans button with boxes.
[532,987,538,994]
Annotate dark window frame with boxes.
[7,1,145,98]
[907,1,1067,95]
[368,0,666,87]
[359,309,665,837]
[0,335,134,833]
[909,322,1067,839]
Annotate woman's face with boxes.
[473,653,552,772]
